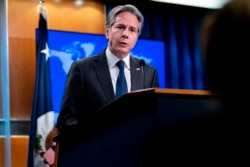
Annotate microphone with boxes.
[139,59,145,89]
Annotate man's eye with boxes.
[129,28,138,33]
[117,26,124,29]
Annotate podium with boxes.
[54,88,220,167]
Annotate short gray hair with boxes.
[106,4,144,35]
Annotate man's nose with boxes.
[122,28,129,36]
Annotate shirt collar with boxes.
[106,48,130,69]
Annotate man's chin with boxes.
[114,49,130,58]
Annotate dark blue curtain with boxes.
[106,1,213,90]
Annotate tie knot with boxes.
[117,60,125,71]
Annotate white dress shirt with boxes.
[105,48,131,94]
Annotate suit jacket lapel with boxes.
[130,57,144,91]
[93,52,115,100]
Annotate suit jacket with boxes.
[56,50,159,134]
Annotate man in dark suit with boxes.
[56,4,159,135]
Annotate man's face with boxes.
[106,12,140,59]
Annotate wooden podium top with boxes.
[127,88,217,97]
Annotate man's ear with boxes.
[105,26,109,40]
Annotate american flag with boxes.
[43,146,56,165]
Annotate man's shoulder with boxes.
[76,51,106,64]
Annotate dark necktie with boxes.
[116,60,127,98]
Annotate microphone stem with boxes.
[141,65,145,89]
[139,59,146,89]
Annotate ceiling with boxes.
[150,0,231,9]
[96,0,231,9]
